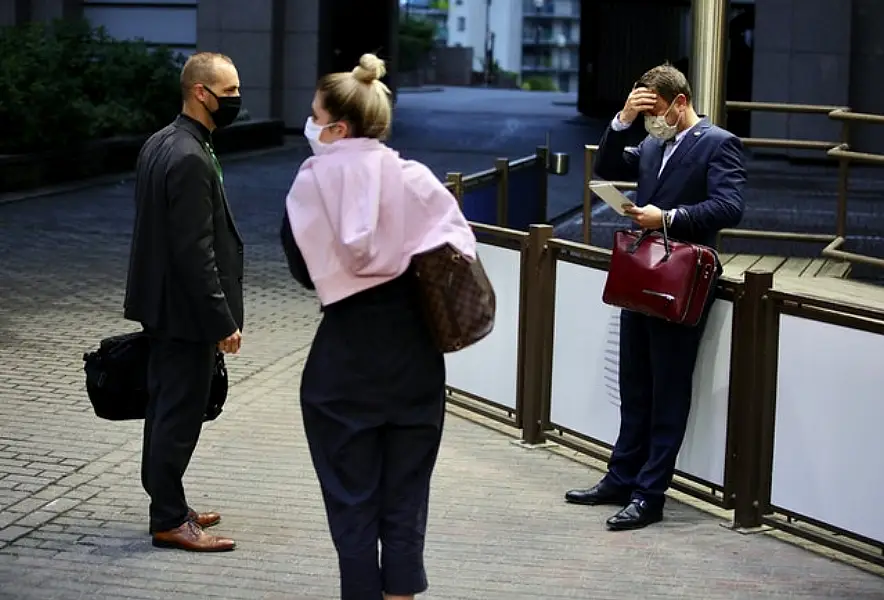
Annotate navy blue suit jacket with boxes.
[594,118,747,247]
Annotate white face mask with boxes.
[303,117,336,154]
[644,102,680,141]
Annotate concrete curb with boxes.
[398,86,445,94]
[0,139,306,207]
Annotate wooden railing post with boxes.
[520,224,554,446]
[835,117,851,238]
[728,270,778,529]
[446,172,464,207]
[495,158,509,228]
[535,146,549,224]
[583,145,594,245]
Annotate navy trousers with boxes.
[300,274,446,600]
[605,307,710,508]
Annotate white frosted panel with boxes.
[675,300,732,486]
[84,7,197,46]
[773,315,884,544]
[549,260,732,486]
[549,263,621,445]
[445,244,521,410]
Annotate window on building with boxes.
[457,16,466,32]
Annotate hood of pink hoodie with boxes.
[297,138,406,277]
[286,136,477,306]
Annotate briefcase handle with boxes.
[627,218,672,262]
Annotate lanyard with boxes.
[205,143,224,184]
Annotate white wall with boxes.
[447,0,522,73]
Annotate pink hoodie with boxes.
[285,137,477,306]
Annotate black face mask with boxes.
[202,87,242,129]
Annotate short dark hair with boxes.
[180,52,234,98]
[636,63,692,104]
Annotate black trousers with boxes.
[301,275,446,600]
[604,306,711,509]
[141,334,216,533]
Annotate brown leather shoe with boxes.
[188,509,221,528]
[152,520,235,552]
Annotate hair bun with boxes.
[352,53,386,84]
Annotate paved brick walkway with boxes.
[2,145,883,599]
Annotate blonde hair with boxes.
[318,53,392,140]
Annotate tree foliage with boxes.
[0,19,184,154]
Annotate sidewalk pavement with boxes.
[1,151,883,599]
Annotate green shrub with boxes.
[0,19,184,154]
[521,76,559,92]
[398,16,436,73]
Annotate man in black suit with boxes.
[124,52,245,552]
[565,64,746,530]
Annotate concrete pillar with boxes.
[0,1,21,27]
[690,0,729,126]
[30,0,80,21]
[750,0,851,157]
[282,0,320,127]
[196,0,319,125]
[848,0,884,154]
[1,0,79,27]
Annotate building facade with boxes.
[445,0,581,92]
[4,0,883,151]
[576,0,884,154]
[1,0,350,129]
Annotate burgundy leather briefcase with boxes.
[602,227,719,327]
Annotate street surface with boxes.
[0,87,882,598]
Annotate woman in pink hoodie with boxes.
[281,54,477,600]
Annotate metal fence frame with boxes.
[580,101,884,271]
[442,146,884,568]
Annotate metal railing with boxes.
[446,154,544,230]
[580,101,884,271]
[439,151,884,569]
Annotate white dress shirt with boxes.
[610,114,699,175]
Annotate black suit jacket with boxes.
[594,118,746,248]
[124,115,244,343]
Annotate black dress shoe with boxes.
[605,499,663,531]
[565,481,631,506]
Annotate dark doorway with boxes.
[577,0,692,119]
[578,0,756,137]
[318,0,400,95]
[725,3,755,138]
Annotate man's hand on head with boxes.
[619,87,658,125]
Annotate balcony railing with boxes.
[522,1,580,19]
[521,36,580,46]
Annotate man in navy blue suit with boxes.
[565,64,746,530]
